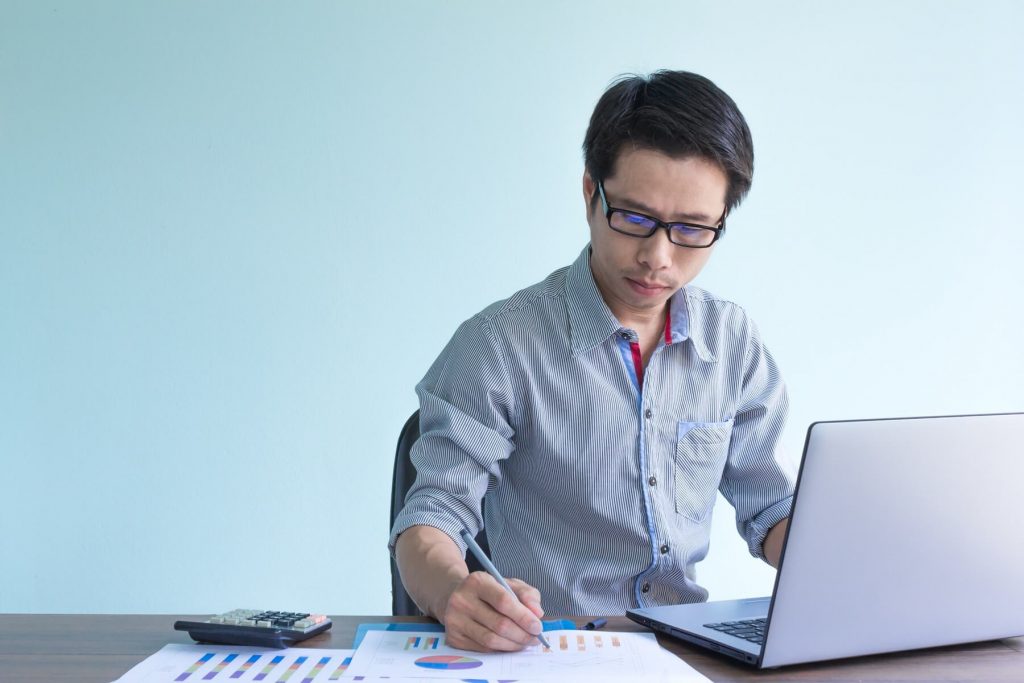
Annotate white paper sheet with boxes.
[110,643,567,683]
[343,629,710,681]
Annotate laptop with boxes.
[627,412,1024,668]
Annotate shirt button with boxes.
[641,582,651,593]
[660,544,670,554]
[648,476,657,487]
[620,332,630,340]
[644,408,653,419]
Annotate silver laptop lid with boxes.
[762,413,1024,667]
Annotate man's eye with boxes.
[625,213,652,226]
[673,225,702,235]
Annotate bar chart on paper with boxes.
[403,636,442,651]
[552,632,623,651]
[111,645,358,683]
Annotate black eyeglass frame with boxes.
[597,180,727,248]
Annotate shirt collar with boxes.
[565,245,716,363]
[672,287,716,362]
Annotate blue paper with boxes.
[353,619,577,648]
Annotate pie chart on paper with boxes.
[414,654,483,670]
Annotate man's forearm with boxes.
[762,517,789,568]
[394,525,470,620]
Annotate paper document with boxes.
[344,629,710,681]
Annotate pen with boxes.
[583,617,607,630]
[460,528,551,650]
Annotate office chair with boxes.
[390,410,489,616]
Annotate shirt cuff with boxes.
[388,509,473,560]
[745,496,793,560]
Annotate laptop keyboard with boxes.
[703,617,767,644]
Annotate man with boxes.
[390,70,795,653]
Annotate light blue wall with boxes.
[2,1,1022,614]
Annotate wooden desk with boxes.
[1,614,1021,682]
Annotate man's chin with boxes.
[620,291,673,313]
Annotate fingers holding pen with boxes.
[442,572,545,652]
[507,577,545,620]
[453,528,548,651]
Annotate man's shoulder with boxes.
[473,266,570,328]
[682,285,763,356]
[683,285,752,322]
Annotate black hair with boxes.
[582,70,754,213]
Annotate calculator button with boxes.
[258,620,272,628]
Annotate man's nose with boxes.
[637,227,674,270]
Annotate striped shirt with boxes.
[390,245,795,616]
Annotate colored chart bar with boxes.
[175,652,215,681]
[404,636,441,650]
[612,636,621,647]
[577,634,585,651]
[231,655,261,679]
[595,634,603,648]
[300,656,331,683]
[204,653,238,680]
[277,655,307,682]
[559,635,568,651]
[253,655,285,681]
[328,656,351,680]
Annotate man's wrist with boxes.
[431,572,468,623]
[763,517,790,568]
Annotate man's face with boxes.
[584,148,729,325]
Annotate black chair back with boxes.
[391,410,490,616]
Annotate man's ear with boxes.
[582,172,597,208]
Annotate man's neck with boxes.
[618,302,670,371]
[614,299,669,336]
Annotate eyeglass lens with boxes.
[609,210,716,247]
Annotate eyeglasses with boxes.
[597,181,726,248]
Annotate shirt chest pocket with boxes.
[674,420,733,522]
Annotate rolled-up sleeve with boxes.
[388,314,516,557]
[719,318,797,560]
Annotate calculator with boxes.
[174,609,333,648]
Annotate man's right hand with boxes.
[395,525,546,652]
[441,571,545,652]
